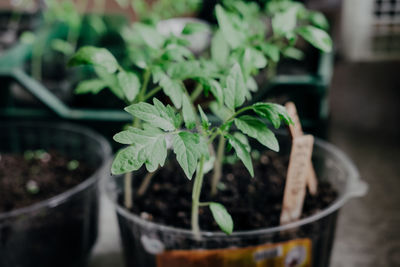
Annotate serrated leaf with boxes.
[209,202,233,235]
[182,94,196,130]
[111,146,143,175]
[234,116,279,152]
[224,63,247,111]
[125,99,177,131]
[182,22,209,35]
[260,43,280,62]
[198,105,210,130]
[117,71,140,102]
[156,70,183,108]
[252,103,293,129]
[296,26,332,53]
[74,79,107,95]
[215,5,245,49]
[113,127,167,172]
[134,23,165,49]
[211,30,229,67]
[226,134,254,177]
[173,132,208,179]
[68,46,119,73]
[167,61,206,80]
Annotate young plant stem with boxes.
[211,134,225,196]
[124,172,133,209]
[143,85,162,101]
[126,68,152,205]
[137,170,158,197]
[191,155,205,240]
[190,84,203,102]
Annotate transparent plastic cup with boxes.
[0,122,111,267]
[106,134,367,267]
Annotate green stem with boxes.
[211,135,225,196]
[143,85,162,101]
[133,68,151,127]
[31,40,44,81]
[190,83,203,102]
[191,155,205,240]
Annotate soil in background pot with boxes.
[0,150,94,213]
[123,150,337,232]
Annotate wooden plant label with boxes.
[280,135,314,225]
[285,102,317,195]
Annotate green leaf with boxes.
[117,71,140,102]
[200,78,224,105]
[113,127,167,172]
[242,47,267,76]
[308,11,329,30]
[95,67,124,99]
[233,132,250,152]
[111,146,143,175]
[182,22,209,35]
[173,132,209,179]
[198,105,210,130]
[215,5,245,49]
[68,46,119,73]
[211,30,229,67]
[260,43,280,63]
[74,79,107,95]
[162,44,194,62]
[234,116,279,152]
[125,99,177,131]
[134,23,165,49]
[252,103,293,129]
[209,202,233,235]
[282,47,304,60]
[51,39,74,55]
[182,94,196,130]
[272,6,298,36]
[167,61,206,80]
[210,101,233,121]
[226,134,254,177]
[223,63,247,111]
[157,71,183,108]
[296,26,332,53]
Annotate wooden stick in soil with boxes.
[285,102,318,195]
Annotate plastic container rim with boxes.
[0,121,112,220]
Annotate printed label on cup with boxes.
[156,238,312,267]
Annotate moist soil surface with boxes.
[0,150,93,213]
[127,150,337,231]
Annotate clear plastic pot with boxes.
[0,122,111,267]
[106,135,367,267]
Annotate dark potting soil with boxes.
[127,150,337,232]
[0,150,94,213]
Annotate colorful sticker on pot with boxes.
[156,238,312,267]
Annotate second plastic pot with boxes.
[0,122,111,267]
